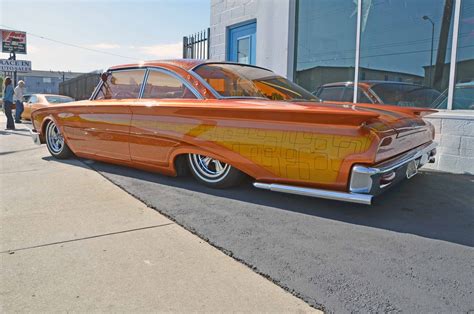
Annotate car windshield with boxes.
[193,63,319,101]
[45,95,74,104]
[370,83,441,107]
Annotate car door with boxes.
[129,67,202,166]
[75,69,145,161]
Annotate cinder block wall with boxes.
[425,113,474,174]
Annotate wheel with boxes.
[187,153,245,188]
[45,120,73,159]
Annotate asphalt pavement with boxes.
[85,158,474,312]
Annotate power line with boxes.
[0,24,139,61]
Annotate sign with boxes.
[0,59,32,72]
[1,30,27,54]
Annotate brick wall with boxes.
[210,0,258,61]
[425,113,474,174]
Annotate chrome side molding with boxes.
[253,182,373,205]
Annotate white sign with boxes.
[0,59,31,72]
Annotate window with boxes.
[28,95,38,103]
[452,1,474,110]
[142,70,197,99]
[95,69,145,100]
[359,0,453,107]
[357,89,372,103]
[45,95,74,104]
[317,87,345,102]
[371,83,441,107]
[295,0,357,92]
[194,63,318,101]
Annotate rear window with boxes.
[45,96,74,104]
[371,83,441,107]
[317,87,345,101]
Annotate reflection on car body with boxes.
[30,60,438,205]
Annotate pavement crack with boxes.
[1,222,174,254]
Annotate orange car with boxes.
[30,60,437,204]
[21,94,74,120]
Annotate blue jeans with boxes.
[15,100,24,122]
[3,101,15,129]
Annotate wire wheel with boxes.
[46,121,64,154]
[188,154,231,183]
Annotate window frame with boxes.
[91,68,147,101]
[91,66,203,101]
[141,67,203,100]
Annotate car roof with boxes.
[108,59,272,72]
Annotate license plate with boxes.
[406,160,419,179]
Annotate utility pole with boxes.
[423,16,435,87]
[8,51,17,85]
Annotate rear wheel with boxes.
[45,120,73,159]
[187,153,245,188]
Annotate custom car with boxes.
[314,81,441,108]
[21,94,74,120]
[30,60,438,204]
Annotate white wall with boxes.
[209,0,293,77]
[425,112,474,174]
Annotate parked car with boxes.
[30,60,437,205]
[21,94,75,120]
[315,81,441,108]
[430,81,474,110]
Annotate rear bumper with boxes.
[254,141,437,205]
[350,141,437,196]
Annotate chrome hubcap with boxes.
[190,154,230,182]
[47,123,64,153]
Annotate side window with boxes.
[142,70,197,99]
[341,87,354,102]
[317,87,345,101]
[23,95,32,103]
[28,95,38,103]
[357,89,372,103]
[95,69,145,100]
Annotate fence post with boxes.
[207,27,211,59]
[183,36,188,58]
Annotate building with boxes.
[16,70,85,95]
[59,71,101,100]
[208,0,473,174]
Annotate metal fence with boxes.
[183,28,210,59]
[59,71,100,100]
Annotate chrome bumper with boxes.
[253,141,437,205]
[29,129,42,145]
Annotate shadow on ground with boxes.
[75,159,473,247]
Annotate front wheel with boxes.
[187,154,245,188]
[45,120,73,159]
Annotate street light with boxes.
[423,15,435,87]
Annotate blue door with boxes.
[228,22,256,65]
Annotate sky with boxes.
[0,0,210,72]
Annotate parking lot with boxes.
[1,120,473,313]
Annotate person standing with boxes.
[14,80,26,123]
[2,77,15,130]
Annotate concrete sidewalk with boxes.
[0,118,317,312]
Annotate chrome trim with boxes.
[253,182,373,205]
[187,70,221,99]
[138,69,150,98]
[90,76,104,100]
[350,141,438,194]
[29,129,41,145]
